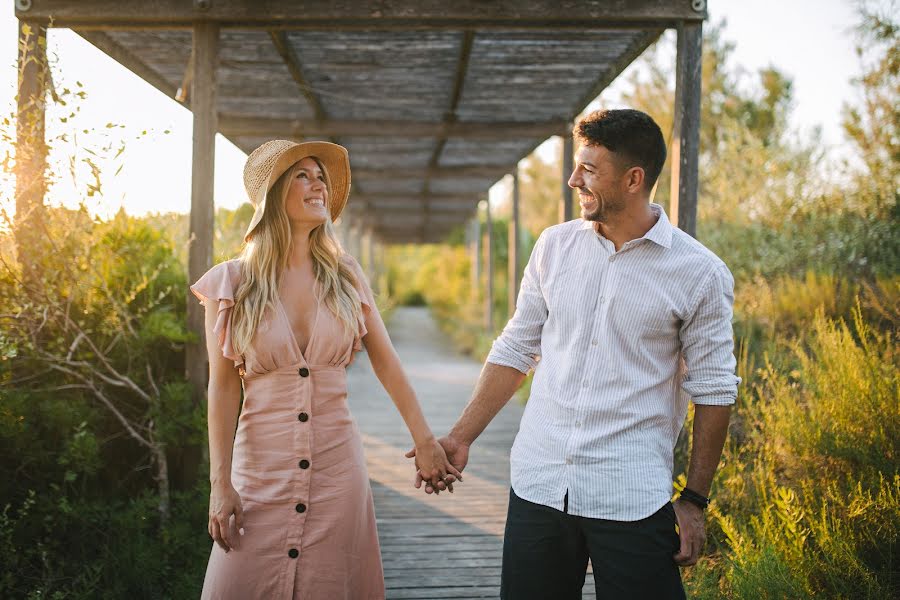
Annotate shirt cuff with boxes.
[486,343,537,375]
[691,393,737,406]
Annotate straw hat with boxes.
[242,140,351,241]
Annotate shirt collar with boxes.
[577,203,673,249]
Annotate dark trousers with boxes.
[500,488,685,600]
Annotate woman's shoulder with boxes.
[191,258,242,303]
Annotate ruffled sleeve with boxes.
[189,259,243,368]
[344,254,377,353]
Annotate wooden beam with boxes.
[423,30,475,240]
[269,31,327,122]
[14,20,49,286]
[508,168,521,318]
[353,193,474,204]
[221,116,567,140]
[670,21,702,238]
[77,31,180,99]
[19,1,708,29]
[569,28,663,119]
[354,165,510,180]
[186,22,218,411]
[561,129,574,222]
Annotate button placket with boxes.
[287,364,313,557]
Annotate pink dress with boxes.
[190,255,384,600]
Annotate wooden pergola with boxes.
[15,0,705,407]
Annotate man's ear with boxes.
[624,166,645,194]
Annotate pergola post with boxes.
[365,225,375,278]
[670,21,702,237]
[185,22,219,407]
[14,20,49,286]
[470,216,480,300]
[561,129,574,222]
[508,169,521,317]
[484,197,493,332]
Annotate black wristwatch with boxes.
[679,487,710,510]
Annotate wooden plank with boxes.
[18,1,708,28]
[219,115,567,139]
[669,21,702,238]
[185,22,218,416]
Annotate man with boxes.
[414,109,740,598]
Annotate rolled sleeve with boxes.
[486,232,549,374]
[679,264,741,405]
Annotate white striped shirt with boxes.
[487,204,740,521]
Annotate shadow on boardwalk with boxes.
[348,307,595,599]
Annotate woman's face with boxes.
[284,157,329,228]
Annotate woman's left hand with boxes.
[414,438,463,493]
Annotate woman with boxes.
[191,140,459,599]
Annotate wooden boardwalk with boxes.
[347,307,595,599]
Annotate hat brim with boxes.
[244,141,351,241]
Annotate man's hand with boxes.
[672,498,706,566]
[406,434,469,494]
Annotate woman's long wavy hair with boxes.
[230,160,362,356]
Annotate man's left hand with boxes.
[672,498,706,566]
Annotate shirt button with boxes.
[598,296,605,304]
[298,367,310,377]
[582,380,589,387]
[566,457,573,464]
[295,503,307,513]
[299,459,310,469]
[288,548,299,558]
[576,421,582,427]
[591,339,598,346]
[298,412,309,422]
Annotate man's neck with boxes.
[595,202,658,251]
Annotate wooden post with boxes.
[365,226,375,280]
[670,21,702,237]
[508,169,521,317]
[484,197,494,332]
[185,22,219,407]
[14,20,48,286]
[561,130,574,222]
[470,216,480,300]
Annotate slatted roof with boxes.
[18,1,707,243]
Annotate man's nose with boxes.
[567,170,580,189]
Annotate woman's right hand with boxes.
[208,482,244,552]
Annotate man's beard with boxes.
[580,188,623,223]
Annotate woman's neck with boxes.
[287,225,315,269]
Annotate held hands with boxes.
[405,435,469,495]
[208,482,244,552]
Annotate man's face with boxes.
[567,144,628,223]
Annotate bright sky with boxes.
[1,0,863,220]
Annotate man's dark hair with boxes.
[574,109,666,192]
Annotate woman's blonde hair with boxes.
[231,160,362,356]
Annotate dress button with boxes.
[298,367,310,377]
[298,412,309,422]
[299,459,310,469]
[288,548,299,559]
[296,503,307,513]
